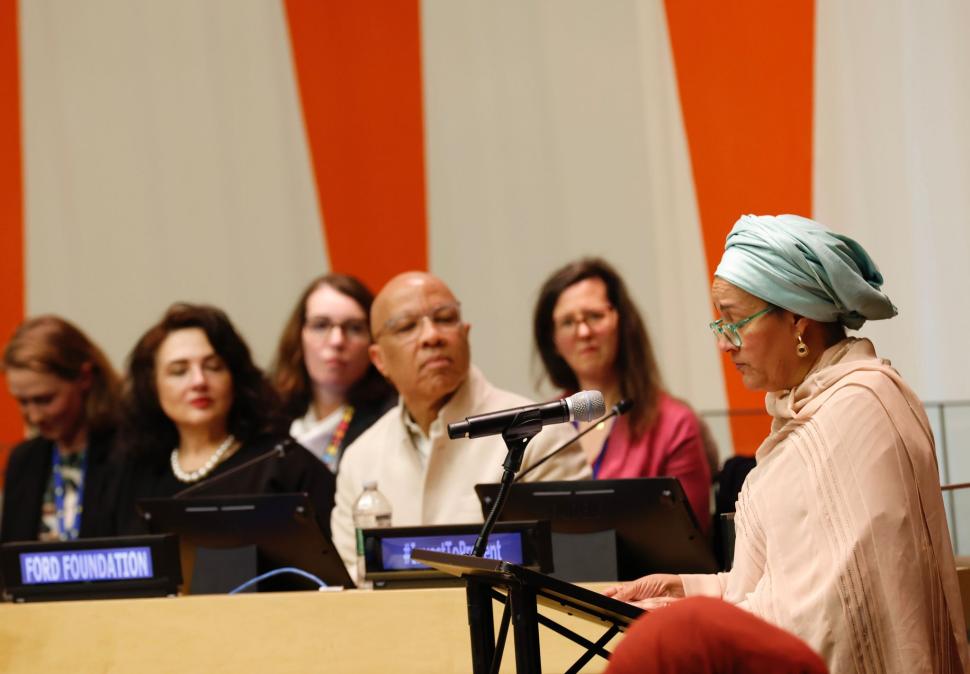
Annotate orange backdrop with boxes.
[284,1,429,293]
[665,0,815,454]
[0,0,24,483]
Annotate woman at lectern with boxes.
[533,258,713,529]
[604,215,968,673]
[271,273,394,473]
[114,303,335,536]
[1,316,121,543]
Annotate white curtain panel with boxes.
[422,0,726,417]
[20,0,327,369]
[815,0,970,550]
[815,0,970,402]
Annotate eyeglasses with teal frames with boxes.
[709,306,774,348]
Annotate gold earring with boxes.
[796,334,809,358]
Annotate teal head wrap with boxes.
[714,214,897,329]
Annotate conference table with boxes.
[8,568,968,672]
[0,583,624,673]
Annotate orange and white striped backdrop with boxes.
[2,1,969,476]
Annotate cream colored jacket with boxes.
[331,366,592,579]
[683,339,968,674]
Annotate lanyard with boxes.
[591,432,610,478]
[322,405,355,472]
[51,443,87,541]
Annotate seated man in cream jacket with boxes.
[331,272,591,580]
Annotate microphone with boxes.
[515,398,633,481]
[447,390,606,440]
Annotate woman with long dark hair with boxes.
[1,316,121,542]
[115,303,335,535]
[534,258,712,529]
[271,274,394,472]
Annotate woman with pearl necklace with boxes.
[114,303,335,538]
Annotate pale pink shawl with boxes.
[683,338,968,673]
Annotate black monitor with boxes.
[474,477,717,581]
[1,534,181,602]
[137,492,353,592]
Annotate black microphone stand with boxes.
[463,411,542,674]
[460,401,629,673]
[470,399,631,556]
[471,413,543,558]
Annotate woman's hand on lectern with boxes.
[603,573,685,611]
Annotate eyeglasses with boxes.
[374,302,462,343]
[709,307,773,348]
[554,305,615,336]
[303,317,370,341]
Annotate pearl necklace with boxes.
[170,435,236,483]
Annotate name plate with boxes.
[380,531,524,571]
[1,534,181,602]
[20,546,154,585]
[362,520,551,587]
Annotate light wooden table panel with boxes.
[0,584,625,673]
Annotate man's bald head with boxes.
[371,272,457,336]
[369,272,470,429]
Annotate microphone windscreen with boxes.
[567,390,606,422]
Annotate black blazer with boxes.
[0,431,120,544]
[114,434,337,538]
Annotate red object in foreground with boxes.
[605,596,828,674]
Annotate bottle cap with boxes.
[362,479,378,490]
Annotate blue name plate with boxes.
[381,532,523,571]
[20,546,154,585]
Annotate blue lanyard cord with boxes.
[51,444,87,541]
[591,430,610,478]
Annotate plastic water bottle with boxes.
[353,480,392,587]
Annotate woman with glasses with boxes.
[1,316,121,543]
[115,303,336,536]
[605,215,967,674]
[272,274,395,472]
[533,258,712,530]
